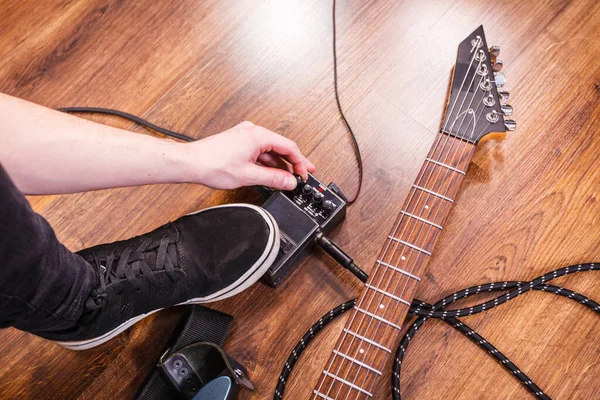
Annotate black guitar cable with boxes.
[56,107,196,143]
[274,263,600,400]
[332,0,362,204]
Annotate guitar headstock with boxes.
[441,26,516,143]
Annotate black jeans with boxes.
[0,165,97,334]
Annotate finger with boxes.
[305,158,316,173]
[257,152,294,173]
[253,127,309,180]
[244,164,297,190]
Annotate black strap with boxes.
[136,305,234,400]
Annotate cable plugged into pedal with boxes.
[315,234,368,283]
[255,173,354,287]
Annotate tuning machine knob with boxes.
[492,60,503,72]
[500,104,513,116]
[489,45,500,58]
[494,71,506,87]
[498,90,510,101]
[504,119,517,131]
[313,191,324,206]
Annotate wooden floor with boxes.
[1,0,600,398]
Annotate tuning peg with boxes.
[494,72,506,87]
[504,119,517,131]
[501,104,513,116]
[498,90,510,101]
[489,46,500,58]
[493,60,503,72]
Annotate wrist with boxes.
[160,139,199,184]
[166,138,218,186]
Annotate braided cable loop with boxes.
[275,263,598,400]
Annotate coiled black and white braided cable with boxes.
[274,263,599,400]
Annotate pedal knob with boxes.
[301,184,313,197]
[322,200,335,215]
[293,174,303,191]
[313,191,324,206]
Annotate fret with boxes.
[343,329,392,353]
[376,260,422,281]
[313,391,335,400]
[425,157,466,175]
[313,132,477,398]
[387,236,432,256]
[400,210,442,230]
[354,307,402,330]
[333,350,382,375]
[412,184,454,203]
[322,371,373,397]
[365,284,411,306]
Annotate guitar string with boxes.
[329,40,486,399]
[318,85,468,397]
[352,59,489,399]
[318,38,484,399]
[360,52,498,397]
[351,40,497,398]
[358,69,491,399]
[344,44,489,398]
[325,35,496,399]
[316,107,446,396]
[344,133,468,398]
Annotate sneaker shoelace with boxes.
[86,236,179,310]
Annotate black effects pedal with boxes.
[254,173,347,287]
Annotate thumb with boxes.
[245,164,298,190]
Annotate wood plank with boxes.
[1,0,600,399]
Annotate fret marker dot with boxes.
[425,205,430,209]
[380,304,385,309]
[359,349,364,354]
[401,256,406,261]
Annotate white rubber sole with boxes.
[54,204,280,351]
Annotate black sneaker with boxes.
[38,204,279,350]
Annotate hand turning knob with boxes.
[293,174,303,190]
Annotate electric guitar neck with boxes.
[312,26,515,399]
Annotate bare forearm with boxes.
[0,93,190,195]
[0,93,314,195]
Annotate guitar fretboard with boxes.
[312,133,476,399]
